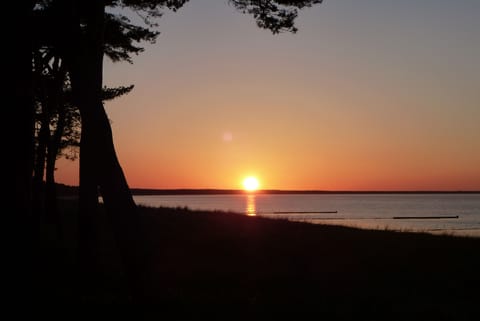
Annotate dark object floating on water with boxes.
[272,211,338,214]
[393,215,459,220]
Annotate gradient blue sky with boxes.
[57,0,480,190]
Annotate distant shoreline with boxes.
[130,188,480,195]
[54,183,479,196]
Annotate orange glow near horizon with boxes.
[53,153,480,191]
[52,1,480,192]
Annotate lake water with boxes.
[134,193,480,237]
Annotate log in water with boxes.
[393,216,459,220]
[272,211,338,214]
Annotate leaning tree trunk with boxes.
[64,0,144,300]
[45,61,67,234]
[74,78,144,301]
[79,95,143,293]
[33,102,49,216]
[45,105,64,231]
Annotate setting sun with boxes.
[243,176,260,192]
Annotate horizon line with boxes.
[129,188,480,195]
[55,183,480,195]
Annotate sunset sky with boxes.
[56,0,480,191]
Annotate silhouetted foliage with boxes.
[104,13,158,63]
[32,50,134,184]
[31,44,134,227]
[102,85,134,101]
[229,0,323,33]
[22,0,323,302]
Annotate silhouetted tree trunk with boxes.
[63,0,143,299]
[32,63,54,217]
[72,55,144,302]
[45,104,64,227]
[78,96,142,293]
[44,60,67,228]
[33,112,49,214]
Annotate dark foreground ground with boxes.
[35,200,479,319]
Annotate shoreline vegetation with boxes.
[39,197,479,318]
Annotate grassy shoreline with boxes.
[39,200,479,318]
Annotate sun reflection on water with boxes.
[246,194,256,216]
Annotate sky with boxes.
[56,0,480,191]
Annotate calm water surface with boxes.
[134,193,480,237]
